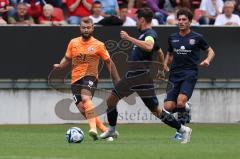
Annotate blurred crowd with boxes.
[0,0,240,26]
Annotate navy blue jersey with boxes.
[128,28,160,62]
[168,31,209,73]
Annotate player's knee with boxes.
[107,94,119,108]
[177,99,187,108]
[177,94,188,108]
[164,102,175,112]
[81,95,91,104]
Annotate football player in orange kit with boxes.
[53,17,120,140]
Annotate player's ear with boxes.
[189,20,192,25]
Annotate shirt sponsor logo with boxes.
[174,45,192,55]
[88,80,94,88]
[172,39,179,43]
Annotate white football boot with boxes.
[100,129,119,139]
[180,126,192,144]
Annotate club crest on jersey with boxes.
[87,47,94,53]
[189,39,195,45]
[88,80,94,88]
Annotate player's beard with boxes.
[136,22,141,31]
[81,32,92,40]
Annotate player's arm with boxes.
[163,52,173,72]
[120,30,154,52]
[164,36,174,72]
[105,58,121,85]
[156,48,166,79]
[200,47,215,67]
[53,56,71,69]
[157,48,164,64]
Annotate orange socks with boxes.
[83,100,97,131]
[82,100,107,132]
[95,116,108,133]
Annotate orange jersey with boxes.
[65,37,110,84]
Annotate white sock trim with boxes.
[162,107,171,114]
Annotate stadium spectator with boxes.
[18,0,45,21]
[66,0,93,24]
[214,1,240,25]
[179,0,191,10]
[39,4,66,25]
[118,0,138,10]
[145,0,168,24]
[153,0,192,12]
[44,0,62,7]
[94,0,119,17]
[0,17,7,24]
[199,0,224,25]
[0,18,7,24]
[0,0,13,24]
[9,0,17,5]
[126,0,135,9]
[232,0,240,16]
[97,3,141,26]
[8,2,34,25]
[89,0,103,24]
[166,8,178,25]
[119,3,136,26]
[8,0,17,16]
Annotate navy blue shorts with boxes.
[113,70,159,111]
[165,77,197,102]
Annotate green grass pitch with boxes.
[0,124,239,159]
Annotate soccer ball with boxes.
[66,127,84,143]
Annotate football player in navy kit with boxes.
[100,7,193,144]
[163,8,215,140]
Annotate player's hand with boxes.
[120,30,130,40]
[200,59,210,67]
[53,64,62,70]
[156,70,165,80]
[163,64,170,73]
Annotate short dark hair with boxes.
[176,8,193,21]
[119,3,128,10]
[80,17,93,25]
[136,7,153,23]
[93,1,102,5]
